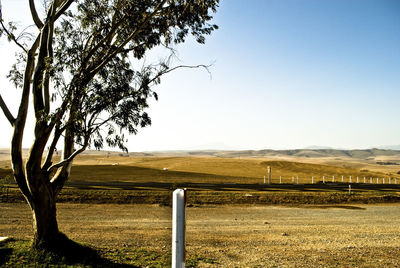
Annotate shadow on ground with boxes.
[0,237,138,267]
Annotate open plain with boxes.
[1,149,400,266]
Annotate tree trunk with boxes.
[30,184,62,249]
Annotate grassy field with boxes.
[2,203,400,267]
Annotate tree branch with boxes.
[42,123,64,171]
[29,0,44,29]
[0,19,28,53]
[88,0,168,77]
[0,94,15,126]
[47,144,87,174]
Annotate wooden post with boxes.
[172,189,186,268]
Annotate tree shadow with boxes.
[0,236,139,267]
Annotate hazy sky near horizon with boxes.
[0,0,399,151]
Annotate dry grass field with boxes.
[1,203,400,267]
[1,149,400,266]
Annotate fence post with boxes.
[172,189,186,268]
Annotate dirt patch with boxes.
[2,203,400,266]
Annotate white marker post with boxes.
[349,176,352,183]
[370,177,372,184]
[280,176,282,184]
[357,176,359,183]
[341,175,344,183]
[297,176,299,184]
[383,178,385,184]
[267,166,271,184]
[332,176,335,183]
[395,178,397,184]
[349,184,351,195]
[364,176,366,184]
[264,176,266,184]
[172,189,186,268]
[389,178,391,184]
[323,176,325,184]
[377,178,379,184]
[312,176,314,184]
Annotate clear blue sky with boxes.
[0,0,399,151]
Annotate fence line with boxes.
[262,175,399,185]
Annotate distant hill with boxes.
[140,148,400,159]
[378,145,400,150]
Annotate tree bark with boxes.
[30,183,61,249]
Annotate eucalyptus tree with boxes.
[0,0,218,249]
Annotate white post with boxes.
[377,178,379,184]
[383,178,385,184]
[357,176,359,183]
[297,176,299,184]
[264,176,266,184]
[389,178,391,184]
[172,189,186,268]
[349,176,352,183]
[341,175,344,183]
[323,176,325,184]
[267,166,271,184]
[364,176,366,183]
[370,177,372,183]
[280,176,282,184]
[349,184,351,195]
[332,176,335,183]
[312,176,314,184]
[396,178,397,184]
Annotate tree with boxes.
[0,0,218,249]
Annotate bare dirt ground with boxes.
[1,203,400,267]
